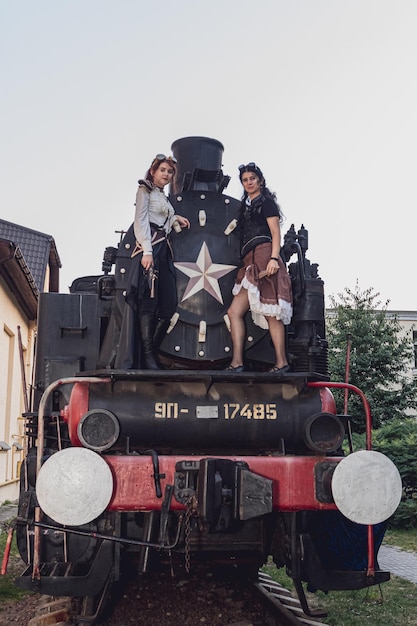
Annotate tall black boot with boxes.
[153,318,170,351]
[138,315,160,370]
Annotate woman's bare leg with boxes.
[227,289,250,367]
[266,316,288,369]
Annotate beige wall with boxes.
[0,278,36,503]
[389,311,417,417]
[43,262,50,292]
[387,311,417,377]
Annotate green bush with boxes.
[372,418,417,529]
[389,498,417,530]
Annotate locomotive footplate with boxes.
[174,458,273,532]
[15,540,114,596]
[81,368,329,383]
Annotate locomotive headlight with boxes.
[332,450,402,524]
[36,448,114,526]
[77,409,120,452]
[304,412,345,454]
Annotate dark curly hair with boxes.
[238,162,283,221]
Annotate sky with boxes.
[1,0,416,310]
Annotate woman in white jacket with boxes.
[118,154,189,369]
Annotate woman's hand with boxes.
[174,214,191,229]
[141,254,153,271]
[266,258,279,276]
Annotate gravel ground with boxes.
[1,553,266,626]
[0,595,42,626]
[0,552,43,626]
[0,504,266,626]
[100,565,266,626]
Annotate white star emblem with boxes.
[175,242,237,304]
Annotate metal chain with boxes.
[184,496,198,573]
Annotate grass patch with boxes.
[262,561,417,626]
[0,573,27,603]
[0,529,29,602]
[262,561,417,625]
[384,528,417,553]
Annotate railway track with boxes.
[25,569,330,626]
[255,571,330,625]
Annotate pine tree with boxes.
[327,283,417,431]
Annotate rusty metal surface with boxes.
[255,571,330,626]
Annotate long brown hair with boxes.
[144,156,177,183]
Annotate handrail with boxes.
[33,376,111,580]
[307,380,375,578]
[307,380,372,449]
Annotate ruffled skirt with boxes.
[232,242,293,329]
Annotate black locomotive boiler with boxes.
[11,137,402,623]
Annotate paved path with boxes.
[0,502,18,526]
[379,544,417,584]
[0,503,416,584]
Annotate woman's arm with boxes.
[134,186,153,270]
[266,215,281,276]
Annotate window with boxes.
[413,331,417,369]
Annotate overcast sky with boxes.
[1,0,416,309]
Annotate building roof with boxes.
[0,239,38,319]
[0,219,61,292]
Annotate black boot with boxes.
[138,315,160,370]
[153,318,170,351]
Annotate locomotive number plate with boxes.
[224,403,277,420]
[154,402,277,420]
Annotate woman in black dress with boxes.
[226,163,292,373]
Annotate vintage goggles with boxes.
[153,153,177,164]
[238,162,256,170]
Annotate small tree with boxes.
[373,419,417,529]
[327,283,417,431]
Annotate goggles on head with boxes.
[238,162,264,181]
[153,154,178,165]
[238,162,256,170]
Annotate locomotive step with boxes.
[77,368,329,382]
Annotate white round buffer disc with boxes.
[36,447,114,526]
[331,450,402,525]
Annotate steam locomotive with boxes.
[13,137,401,622]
